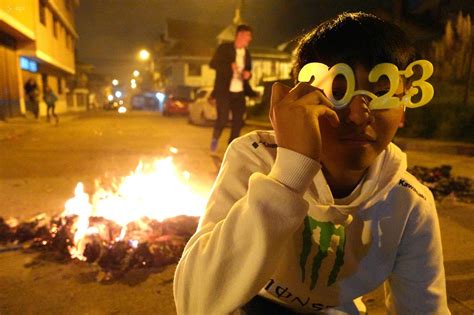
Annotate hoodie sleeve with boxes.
[384,189,450,314]
[173,138,320,315]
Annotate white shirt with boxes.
[229,47,245,92]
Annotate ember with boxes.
[0,156,204,281]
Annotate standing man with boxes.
[209,24,255,153]
[24,78,40,119]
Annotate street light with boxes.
[139,49,150,61]
[133,70,140,77]
[137,49,156,90]
[130,79,137,89]
[112,79,119,86]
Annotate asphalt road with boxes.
[0,111,473,314]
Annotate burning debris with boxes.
[408,165,473,203]
[0,213,198,281]
[1,156,205,282]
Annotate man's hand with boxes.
[269,82,340,161]
[242,70,251,80]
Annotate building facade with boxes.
[0,0,79,119]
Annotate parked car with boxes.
[188,87,217,125]
[103,99,124,110]
[188,87,257,126]
[131,92,161,111]
[163,95,191,116]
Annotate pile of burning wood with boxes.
[408,164,473,203]
[1,156,208,282]
[0,213,198,281]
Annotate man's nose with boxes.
[343,95,373,126]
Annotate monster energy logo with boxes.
[299,216,346,290]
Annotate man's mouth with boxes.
[339,133,376,144]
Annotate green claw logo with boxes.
[300,216,346,289]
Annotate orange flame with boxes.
[62,156,207,260]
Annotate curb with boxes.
[393,138,474,157]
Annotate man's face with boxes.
[319,64,404,171]
[235,30,252,48]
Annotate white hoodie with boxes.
[174,130,449,314]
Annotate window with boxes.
[39,2,46,25]
[57,77,63,94]
[66,33,71,49]
[188,63,202,76]
[53,17,58,38]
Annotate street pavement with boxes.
[0,111,473,314]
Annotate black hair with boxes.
[292,12,417,81]
[236,24,253,35]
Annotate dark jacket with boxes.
[43,91,58,106]
[209,42,256,98]
[24,81,39,101]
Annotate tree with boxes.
[431,11,472,82]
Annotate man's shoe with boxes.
[210,138,218,154]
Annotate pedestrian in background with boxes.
[43,85,58,124]
[24,78,40,119]
[209,24,256,154]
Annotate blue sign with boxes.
[20,57,38,73]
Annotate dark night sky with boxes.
[75,0,473,81]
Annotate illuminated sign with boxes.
[20,57,38,73]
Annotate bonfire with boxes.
[0,151,205,281]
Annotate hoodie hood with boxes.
[309,142,407,225]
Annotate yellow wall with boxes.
[2,0,76,74]
[50,0,75,26]
[1,0,78,117]
[0,0,36,40]
[34,4,75,74]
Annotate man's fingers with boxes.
[294,88,334,109]
[271,82,292,108]
[297,104,340,128]
[319,106,340,127]
[270,83,287,125]
[286,82,319,101]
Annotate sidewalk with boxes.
[245,119,474,156]
[0,113,81,141]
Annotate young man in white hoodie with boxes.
[174,12,449,314]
